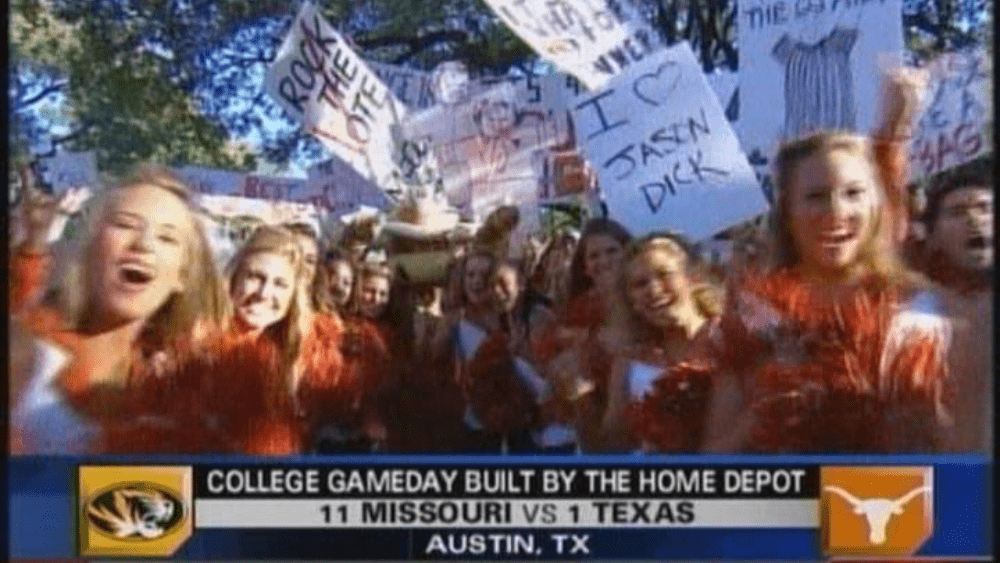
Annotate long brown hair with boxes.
[568,218,632,299]
[227,225,313,398]
[60,163,230,351]
[284,222,325,311]
[771,132,919,288]
[350,262,394,320]
[445,248,497,313]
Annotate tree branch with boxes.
[356,29,468,59]
[35,122,96,158]
[15,81,68,111]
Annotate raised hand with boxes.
[877,60,930,139]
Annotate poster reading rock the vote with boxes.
[572,42,765,240]
[737,0,903,159]
[265,2,410,199]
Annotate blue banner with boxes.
[9,455,992,560]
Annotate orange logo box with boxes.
[821,466,934,558]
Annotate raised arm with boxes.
[872,65,928,245]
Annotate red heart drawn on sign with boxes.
[633,62,682,107]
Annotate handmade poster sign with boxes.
[195,193,322,244]
[911,49,992,179]
[265,2,411,198]
[36,151,98,194]
[368,61,436,110]
[705,70,738,123]
[175,165,245,195]
[241,173,308,202]
[737,0,903,160]
[572,42,765,239]
[305,156,392,220]
[482,0,659,90]
[401,80,553,216]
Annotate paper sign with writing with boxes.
[241,173,309,202]
[705,70,738,123]
[175,165,246,195]
[911,49,992,179]
[368,61,437,110]
[573,42,766,239]
[482,0,660,90]
[195,193,320,230]
[305,156,392,219]
[476,71,578,148]
[401,80,552,217]
[265,2,410,198]
[737,0,903,162]
[36,151,98,194]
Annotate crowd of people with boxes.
[8,68,992,456]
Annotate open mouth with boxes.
[818,229,857,247]
[967,234,989,250]
[648,296,677,314]
[118,261,156,287]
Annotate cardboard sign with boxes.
[911,49,992,179]
[304,156,392,219]
[482,0,660,90]
[737,0,904,159]
[573,42,766,239]
[265,2,410,197]
[36,151,98,194]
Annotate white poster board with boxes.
[195,193,322,261]
[482,0,659,90]
[368,61,437,110]
[573,42,766,240]
[175,165,245,195]
[737,0,903,159]
[241,173,309,202]
[265,2,410,198]
[402,80,554,217]
[911,48,992,179]
[305,156,392,220]
[36,151,98,194]
[705,70,738,123]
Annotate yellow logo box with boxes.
[78,465,193,558]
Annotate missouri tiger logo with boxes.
[86,486,183,540]
[79,466,193,557]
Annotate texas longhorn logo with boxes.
[79,466,193,557]
[820,466,934,557]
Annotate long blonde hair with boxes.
[609,234,722,346]
[59,163,230,351]
[227,225,313,397]
[771,132,918,287]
